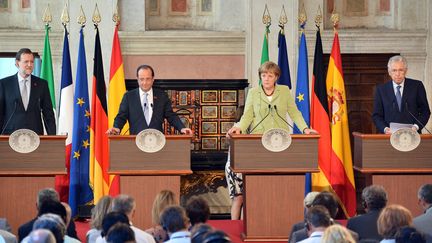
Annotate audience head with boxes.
[151,190,177,226]
[106,223,136,243]
[377,204,413,239]
[37,188,59,210]
[160,205,189,234]
[38,200,67,226]
[304,192,320,208]
[417,184,432,209]
[191,223,213,243]
[312,191,339,218]
[23,229,56,243]
[33,213,66,243]
[362,185,388,211]
[322,224,356,243]
[395,226,426,243]
[112,195,136,219]
[202,230,231,243]
[305,205,332,231]
[185,196,210,226]
[91,196,113,230]
[101,212,130,238]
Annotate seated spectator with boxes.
[160,206,190,243]
[0,218,12,232]
[323,224,356,243]
[0,229,17,243]
[111,195,155,243]
[413,184,432,238]
[96,212,130,243]
[202,230,231,243]
[31,214,67,243]
[190,223,213,243]
[347,185,388,241]
[22,229,56,243]
[377,204,413,243]
[106,223,136,243]
[185,196,210,227]
[18,188,78,241]
[288,192,320,241]
[87,196,113,243]
[298,205,332,243]
[394,226,426,243]
[146,190,177,243]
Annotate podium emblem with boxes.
[135,129,166,153]
[9,129,40,153]
[390,128,421,152]
[261,128,291,152]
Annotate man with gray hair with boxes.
[347,185,388,241]
[111,194,155,243]
[413,184,432,237]
[22,229,56,243]
[372,55,430,134]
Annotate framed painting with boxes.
[202,121,218,134]
[202,106,218,119]
[202,90,218,103]
[221,106,237,119]
[198,0,213,15]
[169,0,189,16]
[221,90,237,103]
[220,122,234,134]
[0,0,10,10]
[178,91,188,105]
[220,136,229,150]
[202,137,218,150]
[148,0,160,16]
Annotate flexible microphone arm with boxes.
[1,100,18,135]
[405,102,432,134]
[248,104,272,134]
[273,105,295,130]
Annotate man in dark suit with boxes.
[107,64,191,135]
[347,185,388,241]
[372,55,430,134]
[0,48,56,135]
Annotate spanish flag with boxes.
[324,32,356,217]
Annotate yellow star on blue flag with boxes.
[297,93,305,102]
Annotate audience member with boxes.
[0,218,12,232]
[298,205,332,243]
[22,229,56,243]
[146,190,177,243]
[97,212,130,243]
[87,196,113,243]
[377,204,413,243]
[0,229,16,243]
[185,196,210,227]
[394,226,426,243]
[413,184,432,237]
[160,206,190,243]
[322,224,356,243]
[111,195,155,243]
[106,223,136,243]
[347,185,388,241]
[191,224,213,243]
[288,192,320,241]
[18,188,78,241]
[31,213,66,243]
[202,230,231,243]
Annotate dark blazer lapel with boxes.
[11,74,25,110]
[400,79,411,111]
[385,81,397,105]
[150,89,162,125]
[28,75,39,111]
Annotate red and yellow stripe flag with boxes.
[90,26,110,203]
[107,25,128,197]
[324,32,356,217]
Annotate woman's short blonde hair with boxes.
[377,204,413,239]
[152,190,178,225]
[258,61,281,79]
[322,225,356,243]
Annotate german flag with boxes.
[89,26,110,203]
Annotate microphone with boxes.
[405,102,432,134]
[1,100,18,135]
[248,104,272,134]
[38,98,52,135]
[273,105,295,130]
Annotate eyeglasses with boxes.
[390,69,406,73]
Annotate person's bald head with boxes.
[24,229,56,243]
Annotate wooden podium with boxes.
[108,135,192,229]
[229,134,319,241]
[0,135,66,234]
[353,132,432,216]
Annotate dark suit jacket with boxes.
[114,88,185,134]
[0,74,56,135]
[347,209,382,241]
[290,222,359,243]
[372,78,431,133]
[18,217,78,241]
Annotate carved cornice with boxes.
[0,30,63,56]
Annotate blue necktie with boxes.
[396,85,402,111]
[143,92,150,125]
